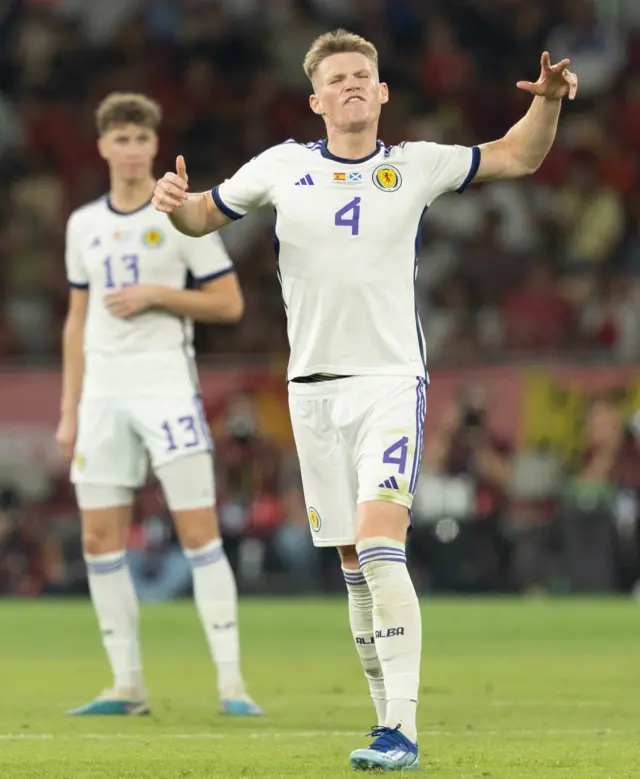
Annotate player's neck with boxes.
[109,177,156,214]
[325,129,379,162]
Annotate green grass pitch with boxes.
[0,597,638,777]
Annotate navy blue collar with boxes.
[106,195,153,216]
[320,139,383,165]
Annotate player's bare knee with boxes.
[339,545,359,569]
[76,487,132,555]
[356,500,410,545]
[173,506,220,551]
[82,514,128,556]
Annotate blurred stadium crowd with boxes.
[1,0,640,598]
[0,0,640,363]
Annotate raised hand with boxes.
[517,52,578,101]
[152,155,190,213]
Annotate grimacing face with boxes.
[309,52,388,134]
[98,122,158,183]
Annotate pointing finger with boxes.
[541,51,551,70]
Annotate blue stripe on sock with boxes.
[86,559,125,575]
[188,546,224,568]
[359,555,407,568]
[358,545,405,561]
[343,572,367,586]
[358,553,406,566]
[358,554,407,568]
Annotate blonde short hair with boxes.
[95,92,162,136]
[303,29,379,82]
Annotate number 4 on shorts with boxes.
[382,436,409,475]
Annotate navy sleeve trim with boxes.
[456,146,481,193]
[212,186,244,221]
[195,267,235,284]
[69,281,89,289]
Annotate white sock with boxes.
[84,551,145,694]
[357,537,421,743]
[184,539,243,696]
[343,568,386,725]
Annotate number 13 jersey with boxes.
[214,139,480,381]
[65,197,233,397]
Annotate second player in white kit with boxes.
[58,92,262,718]
[67,197,227,489]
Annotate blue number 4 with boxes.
[335,197,361,236]
[383,436,409,475]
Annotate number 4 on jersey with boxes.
[335,197,361,236]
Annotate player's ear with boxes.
[149,130,159,159]
[309,93,324,116]
[380,82,389,105]
[97,136,109,161]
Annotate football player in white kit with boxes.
[152,32,578,769]
[57,93,262,717]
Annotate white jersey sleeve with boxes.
[180,232,234,282]
[211,147,279,220]
[410,142,481,204]
[65,212,89,288]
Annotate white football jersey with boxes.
[65,196,233,396]
[214,139,480,381]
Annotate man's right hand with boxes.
[152,155,190,214]
[56,413,77,459]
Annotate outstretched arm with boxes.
[475,52,578,182]
[153,155,231,237]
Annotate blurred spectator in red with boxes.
[421,15,473,101]
[422,383,513,520]
[213,391,284,568]
[580,273,640,362]
[502,261,575,353]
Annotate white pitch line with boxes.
[491,701,613,708]
[0,728,616,742]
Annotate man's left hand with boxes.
[517,52,578,101]
[105,285,163,319]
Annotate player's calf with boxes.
[339,545,386,725]
[356,501,421,745]
[157,453,263,716]
[73,492,147,710]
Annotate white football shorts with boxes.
[71,392,213,488]
[288,374,427,547]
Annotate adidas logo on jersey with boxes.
[379,476,399,490]
[294,174,315,186]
